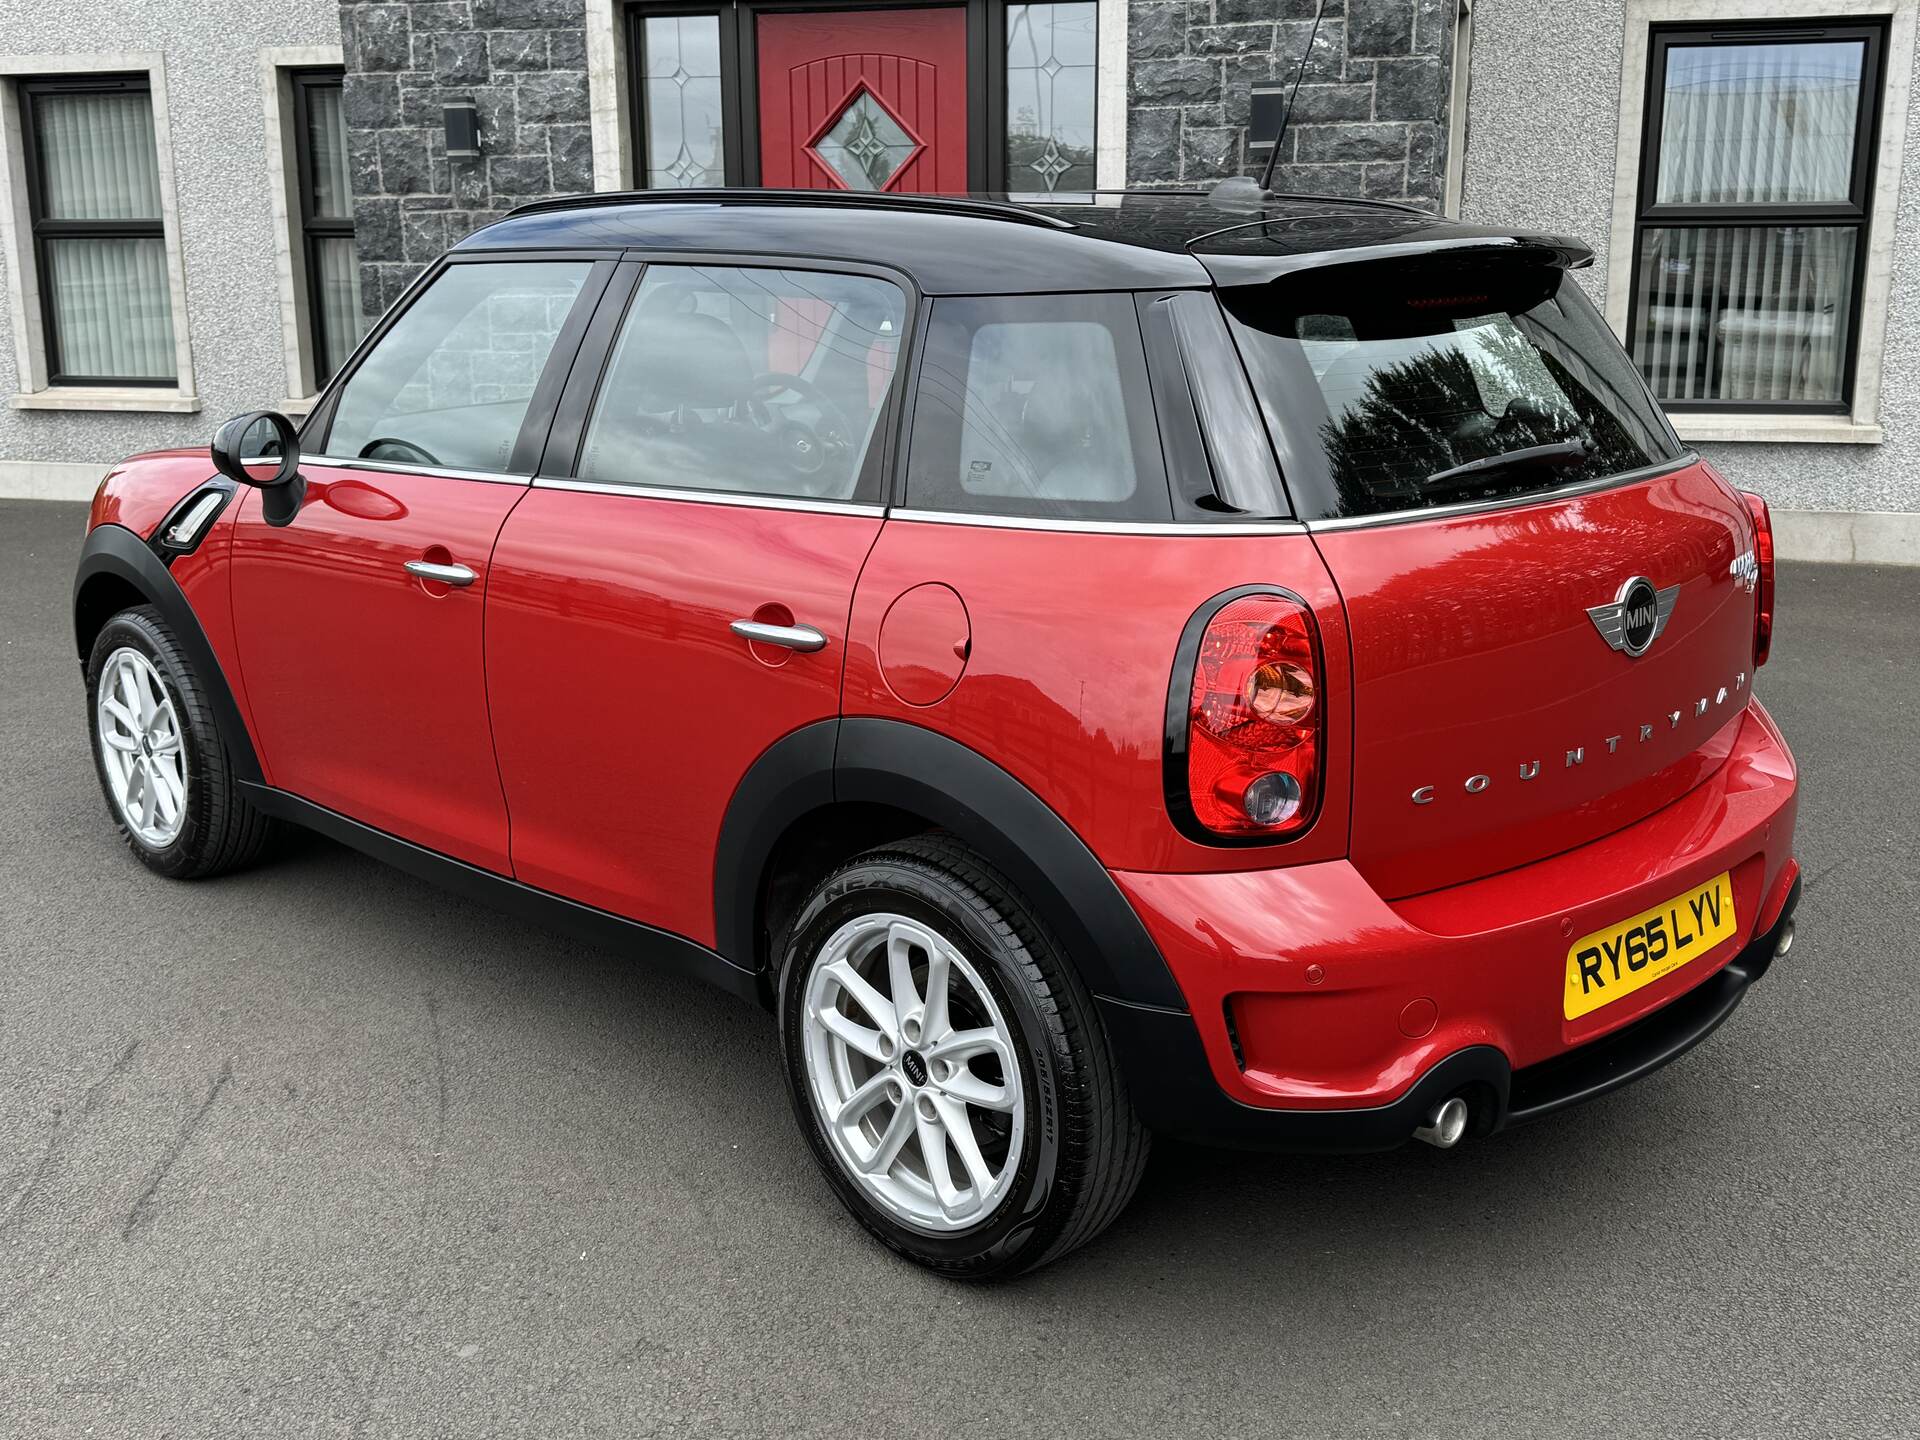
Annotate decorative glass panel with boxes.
[1655,41,1864,206]
[1006,2,1097,194]
[33,91,163,220]
[810,90,919,192]
[643,15,725,188]
[1632,225,1856,404]
[44,236,175,379]
[304,81,353,220]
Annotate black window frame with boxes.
[623,0,1105,193]
[290,66,358,390]
[16,72,173,388]
[1625,16,1889,415]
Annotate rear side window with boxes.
[1221,258,1686,521]
[904,293,1170,521]
[324,260,591,473]
[576,264,906,503]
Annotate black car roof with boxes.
[458,189,1593,295]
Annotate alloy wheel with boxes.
[800,912,1026,1234]
[95,646,188,848]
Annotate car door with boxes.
[485,258,909,946]
[230,255,614,871]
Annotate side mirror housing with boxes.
[210,410,305,527]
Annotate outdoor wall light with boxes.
[444,99,481,159]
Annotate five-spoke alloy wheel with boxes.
[95,645,189,848]
[85,605,274,879]
[801,912,1026,1232]
[779,836,1149,1279]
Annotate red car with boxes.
[72,190,1799,1278]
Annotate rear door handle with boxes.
[404,559,477,587]
[730,619,827,652]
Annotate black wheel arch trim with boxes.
[714,717,1189,1013]
[73,522,264,786]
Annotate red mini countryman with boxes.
[73,190,1799,1278]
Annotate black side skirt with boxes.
[240,783,763,1007]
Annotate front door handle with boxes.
[730,619,827,652]
[404,559,477,587]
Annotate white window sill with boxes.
[276,396,317,417]
[10,387,202,414]
[1673,413,1883,446]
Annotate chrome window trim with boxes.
[1300,454,1700,533]
[304,455,532,486]
[886,508,1308,536]
[531,476,883,517]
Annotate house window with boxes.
[291,69,363,384]
[18,75,175,384]
[1626,20,1886,411]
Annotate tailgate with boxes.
[1317,461,1758,897]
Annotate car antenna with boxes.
[1209,0,1328,212]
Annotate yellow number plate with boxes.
[1564,871,1738,1020]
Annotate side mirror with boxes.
[210,410,305,528]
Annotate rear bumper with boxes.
[1099,877,1797,1149]
[1105,697,1799,1149]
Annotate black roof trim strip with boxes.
[501,188,1082,231]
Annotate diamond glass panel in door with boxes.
[810,90,920,191]
[643,14,725,187]
[1006,2,1097,195]
[32,89,175,380]
[1655,41,1865,205]
[1635,225,1857,404]
[303,80,365,381]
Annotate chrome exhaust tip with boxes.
[1413,1096,1470,1150]
[1774,919,1795,959]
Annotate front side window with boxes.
[293,69,364,385]
[324,261,591,473]
[576,265,905,502]
[905,293,1170,521]
[1627,21,1885,410]
[19,76,175,384]
[1224,256,1685,521]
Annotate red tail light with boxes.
[1173,592,1323,840]
[1742,491,1775,667]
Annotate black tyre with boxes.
[85,605,274,879]
[776,834,1149,1278]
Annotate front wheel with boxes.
[85,605,274,879]
[777,836,1149,1278]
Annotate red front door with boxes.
[229,470,523,872]
[756,8,968,193]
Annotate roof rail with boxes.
[500,188,1080,231]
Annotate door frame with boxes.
[618,0,1120,193]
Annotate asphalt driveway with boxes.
[2,496,1915,1438]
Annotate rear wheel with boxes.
[777,835,1149,1278]
[86,606,273,879]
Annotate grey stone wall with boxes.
[1128,0,1455,208]
[340,0,594,319]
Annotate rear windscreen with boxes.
[1221,255,1686,521]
